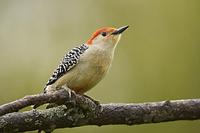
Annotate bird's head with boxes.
[86,26,129,48]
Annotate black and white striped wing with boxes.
[45,44,88,87]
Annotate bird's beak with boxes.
[111,25,129,35]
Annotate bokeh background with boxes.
[0,0,200,133]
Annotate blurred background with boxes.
[0,0,200,133]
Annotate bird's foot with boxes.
[62,88,77,108]
[83,94,100,106]
[82,95,102,117]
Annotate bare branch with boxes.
[0,89,98,116]
[0,99,200,132]
[0,89,200,132]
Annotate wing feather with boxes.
[45,44,88,87]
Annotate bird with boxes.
[44,25,129,95]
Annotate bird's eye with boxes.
[101,32,107,37]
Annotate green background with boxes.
[0,0,200,133]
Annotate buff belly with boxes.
[53,49,113,94]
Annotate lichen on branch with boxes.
[0,89,200,132]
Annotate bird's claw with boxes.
[83,94,100,106]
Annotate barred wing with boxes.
[45,44,88,87]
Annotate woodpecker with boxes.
[44,26,129,94]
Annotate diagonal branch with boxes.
[0,89,98,116]
[0,90,200,132]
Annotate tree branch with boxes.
[0,89,99,117]
[0,90,200,132]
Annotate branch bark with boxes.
[0,90,200,132]
[0,89,98,116]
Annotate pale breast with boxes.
[55,48,114,94]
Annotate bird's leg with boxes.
[83,94,100,106]
[61,86,77,108]
[61,86,72,98]
[81,94,102,117]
